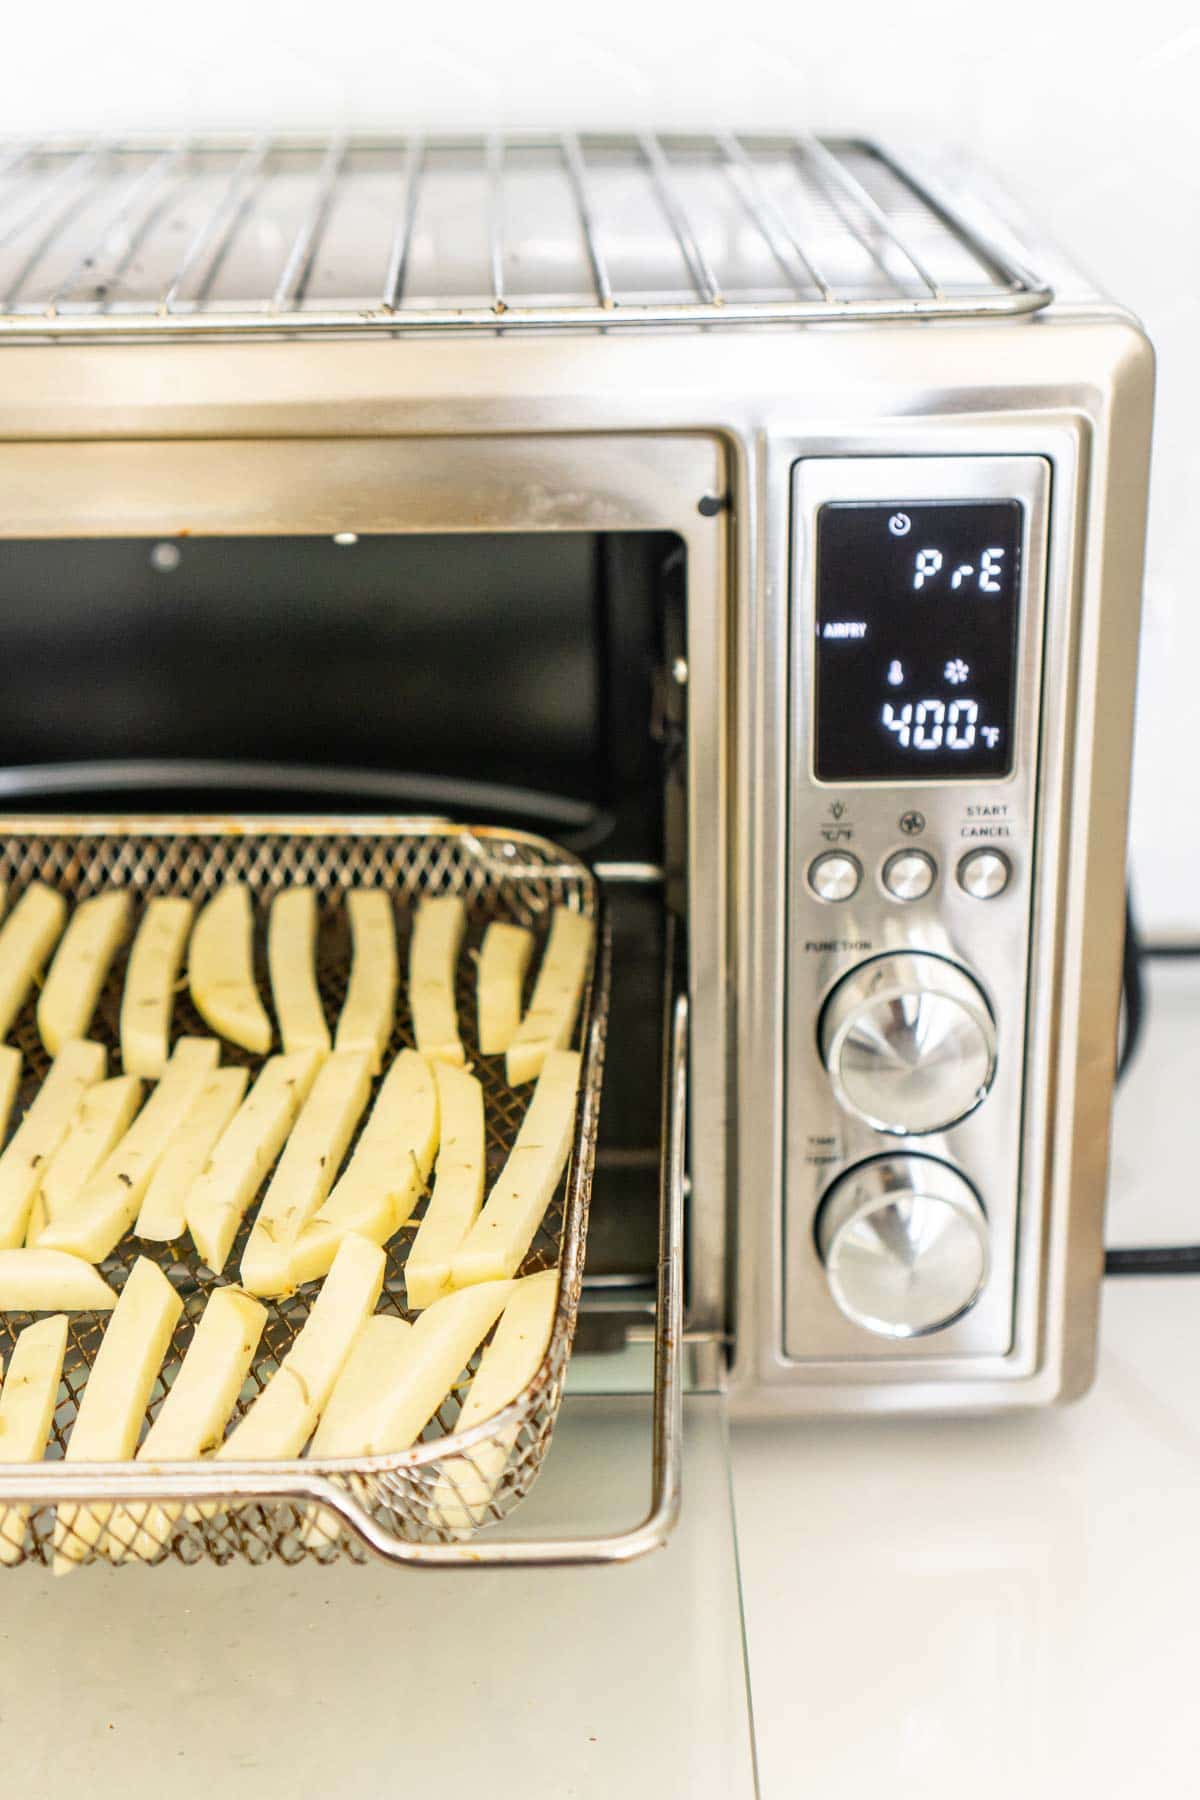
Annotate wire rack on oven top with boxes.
[0,817,608,1569]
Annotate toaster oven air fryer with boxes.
[0,132,1153,1563]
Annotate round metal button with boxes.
[882,848,936,902]
[808,851,861,903]
[958,848,1011,900]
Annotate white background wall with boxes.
[2,0,1196,931]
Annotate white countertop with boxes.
[733,960,1200,1799]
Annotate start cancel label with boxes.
[962,801,1015,840]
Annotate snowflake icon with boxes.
[944,658,970,685]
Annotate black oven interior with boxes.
[0,529,686,1308]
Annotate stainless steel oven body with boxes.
[0,135,1154,1434]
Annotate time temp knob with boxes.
[820,951,996,1135]
[816,1155,990,1338]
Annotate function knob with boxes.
[816,1155,990,1338]
[819,951,996,1135]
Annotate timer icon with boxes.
[888,513,912,537]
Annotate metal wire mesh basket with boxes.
[0,816,608,1569]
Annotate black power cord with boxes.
[1106,891,1200,1275]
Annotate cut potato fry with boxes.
[134,1066,249,1243]
[309,1314,412,1457]
[409,895,466,1066]
[334,889,397,1074]
[29,1074,144,1245]
[189,883,271,1054]
[0,1314,69,1564]
[53,1257,182,1571]
[240,1050,372,1297]
[184,1048,323,1274]
[216,1233,385,1464]
[38,1038,219,1264]
[505,907,593,1086]
[451,1049,581,1288]
[285,1049,439,1290]
[37,891,130,1056]
[311,1279,513,1458]
[0,1040,107,1249]
[429,1269,558,1532]
[108,1284,268,1561]
[477,920,534,1055]
[0,882,67,1041]
[0,1044,21,1141]
[0,1248,116,1311]
[268,886,330,1056]
[120,896,193,1078]
[404,1062,486,1310]
[301,1313,412,1548]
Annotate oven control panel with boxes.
[784,456,1050,1363]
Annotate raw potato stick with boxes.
[268,886,330,1056]
[37,891,130,1056]
[135,1066,249,1243]
[301,1314,412,1549]
[310,1279,513,1458]
[38,1038,219,1264]
[185,1048,324,1274]
[0,1249,116,1310]
[240,1050,372,1297]
[0,1314,69,1564]
[28,1074,144,1245]
[0,1040,107,1249]
[451,1049,581,1288]
[108,1285,268,1562]
[334,889,397,1074]
[477,921,534,1055]
[505,908,593,1086]
[0,1044,21,1141]
[0,882,67,1042]
[409,895,466,1066]
[404,1062,486,1310]
[216,1233,385,1464]
[53,1257,182,1572]
[120,896,193,1077]
[429,1269,559,1532]
[189,883,272,1055]
[286,1049,439,1289]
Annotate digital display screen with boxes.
[814,500,1022,781]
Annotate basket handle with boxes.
[314,984,689,1567]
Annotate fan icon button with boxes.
[944,659,970,685]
